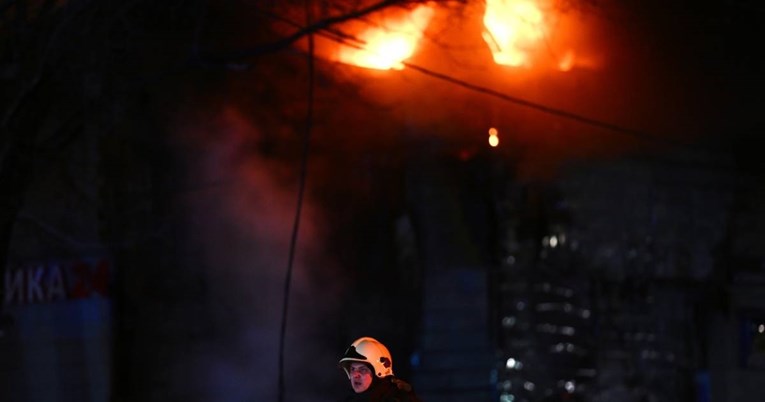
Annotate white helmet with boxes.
[339,337,394,378]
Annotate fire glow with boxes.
[322,0,593,72]
[335,4,434,70]
[482,0,546,67]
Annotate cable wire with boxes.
[401,62,688,147]
[277,2,315,402]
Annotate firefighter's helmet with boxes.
[339,337,394,378]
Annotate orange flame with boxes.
[336,5,434,70]
[482,0,546,67]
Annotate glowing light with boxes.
[506,358,524,370]
[549,235,558,247]
[336,5,434,70]
[482,0,546,67]
[759,324,764,333]
[489,135,499,147]
[506,357,517,369]
[500,393,515,402]
[488,127,500,147]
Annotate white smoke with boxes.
[177,107,347,402]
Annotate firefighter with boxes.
[339,336,423,402]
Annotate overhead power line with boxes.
[277,3,316,402]
[401,62,681,146]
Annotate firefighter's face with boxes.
[348,362,373,393]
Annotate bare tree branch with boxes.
[199,0,413,63]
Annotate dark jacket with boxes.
[343,376,423,402]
